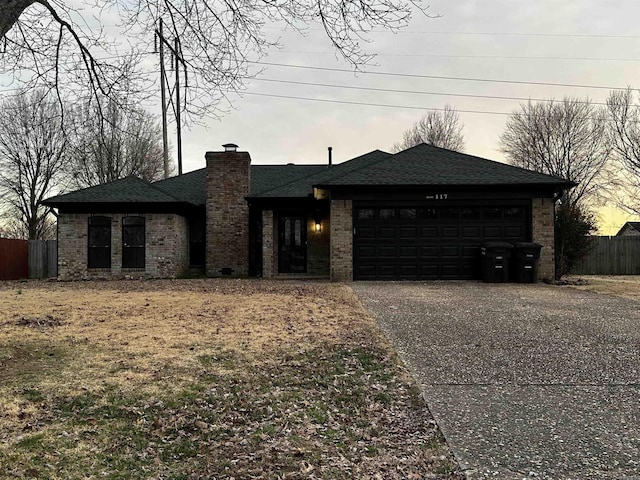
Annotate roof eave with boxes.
[313,181,576,189]
[45,200,199,213]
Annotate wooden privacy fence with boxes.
[28,240,58,279]
[0,238,28,280]
[570,236,640,275]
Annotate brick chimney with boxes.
[205,143,251,276]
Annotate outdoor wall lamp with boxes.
[313,210,323,233]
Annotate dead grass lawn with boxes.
[0,279,461,479]
[564,275,640,301]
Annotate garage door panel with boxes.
[399,227,418,239]
[442,226,459,237]
[420,227,438,237]
[356,265,376,278]
[378,265,397,278]
[441,264,462,278]
[483,226,502,238]
[358,246,376,258]
[421,246,439,257]
[505,226,525,238]
[399,246,418,258]
[441,246,459,257]
[461,263,476,277]
[399,265,418,278]
[358,227,376,239]
[378,227,396,238]
[418,264,439,279]
[462,226,481,238]
[379,246,396,258]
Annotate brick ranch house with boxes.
[44,143,573,281]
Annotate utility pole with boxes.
[158,20,169,179]
[155,22,187,176]
[175,37,182,176]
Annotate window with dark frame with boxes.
[378,208,396,220]
[356,208,375,221]
[440,207,459,220]
[398,208,417,220]
[505,207,525,219]
[88,216,111,268]
[483,207,503,219]
[122,216,145,269]
[418,208,438,219]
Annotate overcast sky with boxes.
[177,0,640,166]
[4,0,640,233]
[171,0,640,232]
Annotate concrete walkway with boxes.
[352,282,640,480]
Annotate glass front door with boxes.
[278,216,307,273]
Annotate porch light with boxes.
[313,210,323,233]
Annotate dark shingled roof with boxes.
[250,165,328,197]
[253,150,392,198]
[149,164,329,205]
[152,168,206,205]
[44,176,181,205]
[616,222,640,236]
[44,144,573,207]
[316,144,574,187]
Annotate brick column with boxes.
[205,148,251,276]
[307,211,330,277]
[532,197,555,280]
[261,210,275,277]
[330,199,353,282]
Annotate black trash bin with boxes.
[480,242,513,283]
[510,242,542,283]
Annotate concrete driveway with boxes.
[352,282,640,479]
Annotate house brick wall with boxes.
[57,213,189,280]
[532,197,555,280]
[307,212,330,276]
[206,150,251,276]
[330,199,353,282]
[261,210,275,277]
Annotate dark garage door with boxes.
[353,205,528,280]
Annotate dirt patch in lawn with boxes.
[564,275,640,301]
[0,279,461,479]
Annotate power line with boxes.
[249,60,629,91]
[401,31,640,39]
[264,26,640,39]
[252,77,611,105]
[273,51,640,62]
[241,91,510,115]
[239,91,630,120]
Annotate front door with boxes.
[278,216,307,273]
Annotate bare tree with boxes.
[1,0,432,123]
[0,209,57,239]
[606,87,640,214]
[70,97,169,188]
[0,90,68,239]
[392,106,465,152]
[500,98,611,207]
